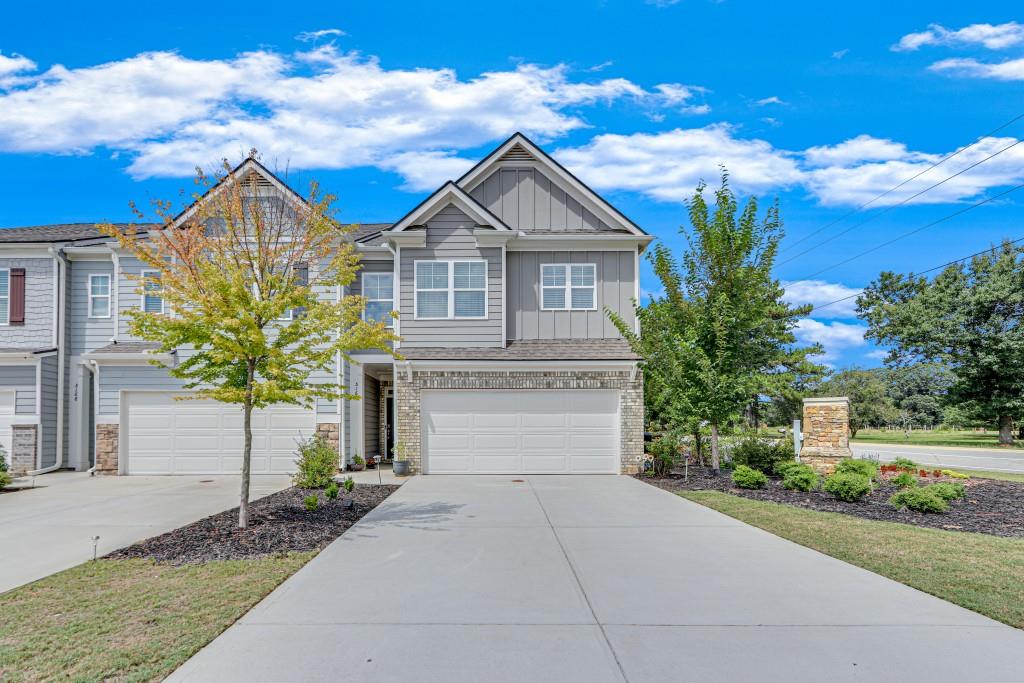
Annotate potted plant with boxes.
[349,454,365,472]
[392,442,411,476]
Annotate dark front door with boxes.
[386,394,396,460]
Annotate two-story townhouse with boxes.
[0,133,651,476]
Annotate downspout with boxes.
[28,248,66,475]
[110,248,120,343]
[86,359,100,475]
[336,282,346,472]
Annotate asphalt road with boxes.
[851,442,1024,474]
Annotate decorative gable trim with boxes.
[388,181,511,233]
[456,133,647,236]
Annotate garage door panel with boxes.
[520,412,569,429]
[472,454,522,472]
[570,432,618,450]
[520,455,570,472]
[521,433,569,450]
[472,433,521,451]
[472,413,519,429]
[427,412,472,430]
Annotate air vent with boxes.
[243,171,274,188]
[499,144,534,163]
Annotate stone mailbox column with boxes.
[800,397,853,474]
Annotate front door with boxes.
[385,390,395,460]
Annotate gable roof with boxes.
[456,132,646,236]
[388,181,511,232]
[0,223,157,244]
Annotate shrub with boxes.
[941,469,969,479]
[782,464,818,492]
[353,455,365,467]
[889,487,947,513]
[647,434,681,476]
[891,471,917,489]
[893,457,917,471]
[773,459,800,476]
[0,471,11,491]
[730,437,792,474]
[293,435,338,489]
[325,481,340,500]
[731,465,768,489]
[0,448,8,472]
[928,482,966,502]
[834,459,879,480]
[342,476,355,493]
[823,472,872,502]
[304,494,320,511]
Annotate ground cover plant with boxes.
[823,472,872,502]
[731,465,768,489]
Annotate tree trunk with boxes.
[850,424,858,438]
[710,423,720,475]
[693,428,703,465]
[998,415,1013,446]
[1017,423,1023,440]
[239,359,255,529]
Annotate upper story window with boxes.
[415,260,487,320]
[140,270,164,314]
[88,274,111,318]
[541,263,596,311]
[362,273,394,327]
[0,269,8,325]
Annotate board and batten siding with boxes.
[399,205,502,348]
[0,364,37,414]
[469,167,617,233]
[0,257,55,348]
[506,251,636,340]
[69,260,115,355]
[39,354,58,467]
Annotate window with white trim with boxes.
[88,274,111,318]
[363,272,394,326]
[541,263,596,310]
[415,260,487,319]
[140,270,164,314]
[0,269,8,325]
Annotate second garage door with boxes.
[123,392,315,475]
[421,390,619,474]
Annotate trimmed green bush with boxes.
[647,435,681,476]
[0,471,11,491]
[730,437,792,474]
[823,472,872,502]
[731,465,768,489]
[303,494,320,511]
[834,459,879,480]
[927,482,966,502]
[293,435,338,489]
[782,464,818,492]
[890,487,948,513]
[891,471,917,489]
[893,457,917,471]
[342,476,355,493]
[325,481,340,500]
[773,459,801,476]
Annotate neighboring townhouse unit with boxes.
[0,133,652,476]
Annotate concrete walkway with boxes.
[0,471,290,593]
[170,475,1024,683]
[852,441,1024,473]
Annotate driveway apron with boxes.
[169,475,1024,683]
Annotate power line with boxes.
[777,137,1024,266]
[781,111,1024,254]
[802,181,1024,279]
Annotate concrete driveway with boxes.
[170,475,1024,683]
[852,441,1024,473]
[0,471,290,593]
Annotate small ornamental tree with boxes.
[101,156,397,527]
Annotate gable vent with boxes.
[499,144,534,163]
[243,172,275,188]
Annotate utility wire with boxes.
[777,138,1024,266]
[781,111,1024,254]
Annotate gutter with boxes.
[28,248,67,476]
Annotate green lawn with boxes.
[852,428,1022,449]
[680,490,1024,629]
[962,469,1024,483]
[0,553,314,682]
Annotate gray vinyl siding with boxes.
[117,256,149,340]
[469,168,617,233]
[39,355,57,467]
[97,365,189,416]
[364,375,379,461]
[0,257,55,348]
[351,259,396,352]
[0,365,37,414]
[507,251,636,340]
[69,260,115,354]
[399,206,502,348]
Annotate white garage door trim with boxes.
[0,390,15,467]
[122,391,316,475]
[421,389,620,475]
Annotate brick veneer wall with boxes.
[394,369,644,475]
[801,397,853,474]
[95,424,119,474]
[10,423,37,474]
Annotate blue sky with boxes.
[2,1,1022,368]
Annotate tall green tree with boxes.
[102,158,397,527]
[817,368,897,437]
[612,172,823,473]
[858,240,1024,445]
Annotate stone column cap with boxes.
[803,396,850,406]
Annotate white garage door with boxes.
[422,390,619,474]
[124,392,315,475]
[0,391,15,466]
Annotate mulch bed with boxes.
[108,484,400,565]
[643,467,1024,539]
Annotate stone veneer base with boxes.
[394,369,644,475]
[95,423,120,474]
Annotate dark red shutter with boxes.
[9,268,25,325]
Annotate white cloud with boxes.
[892,22,1024,51]
[555,125,804,201]
[929,56,1024,81]
[0,47,700,182]
[865,349,889,360]
[640,286,665,302]
[794,318,867,363]
[832,49,849,60]
[645,0,682,6]
[0,52,35,77]
[803,135,917,168]
[295,28,346,42]
[755,96,785,106]
[782,280,861,319]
